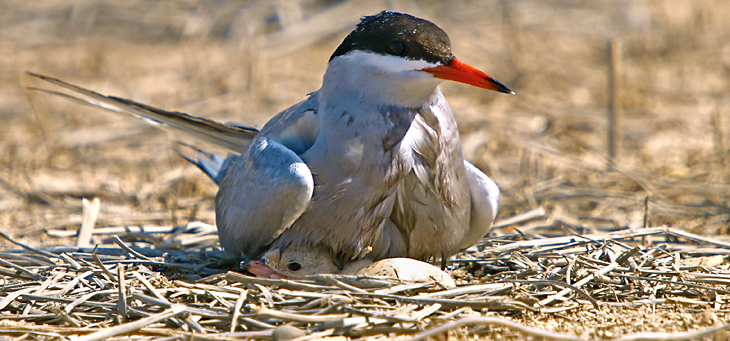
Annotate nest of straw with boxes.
[1,215,730,340]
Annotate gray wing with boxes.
[258,94,320,155]
[25,72,258,153]
[26,72,322,259]
[214,96,320,258]
[459,161,500,250]
[215,135,314,259]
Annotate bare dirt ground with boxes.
[1,0,730,339]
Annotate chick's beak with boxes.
[240,260,288,279]
[421,58,514,95]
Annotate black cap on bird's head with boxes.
[329,11,514,95]
[330,11,452,65]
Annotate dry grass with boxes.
[0,0,729,339]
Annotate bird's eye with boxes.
[389,40,405,55]
[287,262,302,271]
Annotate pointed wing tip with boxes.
[24,71,49,81]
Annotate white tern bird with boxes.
[27,11,511,272]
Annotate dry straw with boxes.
[1,218,730,340]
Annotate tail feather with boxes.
[25,72,259,154]
[173,142,236,185]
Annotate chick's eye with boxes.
[389,40,405,55]
[287,262,302,271]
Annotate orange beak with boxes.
[421,58,514,94]
[240,260,288,279]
